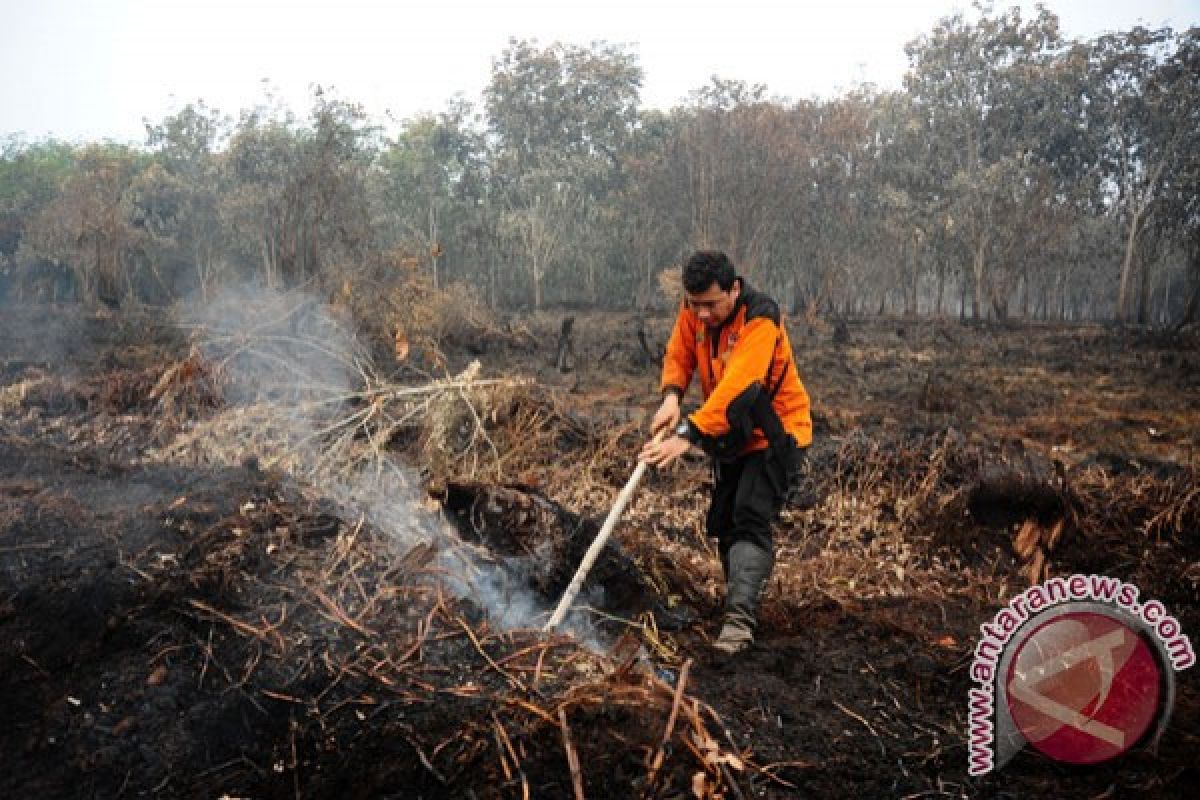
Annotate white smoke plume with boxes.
[173,285,603,643]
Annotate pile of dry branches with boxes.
[137,482,753,798]
[760,430,1198,622]
[611,425,1198,636]
[116,289,764,794]
[330,267,536,373]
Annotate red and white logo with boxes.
[1005,611,1163,765]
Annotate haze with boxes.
[1,0,1193,143]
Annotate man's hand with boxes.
[639,434,692,468]
[650,394,681,437]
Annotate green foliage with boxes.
[373,100,489,292]
[483,39,644,308]
[0,137,78,212]
[2,15,1197,325]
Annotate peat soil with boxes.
[1,305,1197,799]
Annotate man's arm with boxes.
[651,305,697,436]
[659,303,697,401]
[642,306,699,465]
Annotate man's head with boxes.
[682,250,740,327]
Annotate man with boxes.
[640,251,811,654]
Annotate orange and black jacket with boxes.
[661,282,811,455]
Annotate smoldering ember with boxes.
[1,12,1199,800]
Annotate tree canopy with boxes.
[2,11,1197,325]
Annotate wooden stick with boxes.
[644,658,692,793]
[559,709,586,800]
[188,599,277,647]
[545,428,667,630]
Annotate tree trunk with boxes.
[1058,267,1072,321]
[1137,254,1153,325]
[1117,160,1166,322]
[935,261,946,318]
[635,316,661,367]
[972,236,987,320]
[532,258,543,311]
[428,205,440,291]
[1173,255,1200,330]
[1161,273,1171,327]
[1117,206,1143,322]
[260,235,274,289]
[907,247,919,317]
[488,250,497,309]
[555,316,575,372]
[1175,283,1200,329]
[959,271,968,321]
[990,285,1008,322]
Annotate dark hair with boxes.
[682,250,737,293]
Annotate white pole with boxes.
[544,430,665,631]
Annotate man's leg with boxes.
[705,459,741,583]
[715,450,788,653]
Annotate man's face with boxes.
[686,280,739,327]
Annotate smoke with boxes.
[182,286,363,408]
[0,303,113,383]
[177,285,604,644]
[0,285,613,648]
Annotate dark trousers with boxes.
[707,450,788,560]
[705,446,793,626]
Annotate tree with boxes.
[1142,28,1200,327]
[499,172,579,310]
[1087,26,1181,322]
[905,4,1072,320]
[223,88,378,289]
[375,98,487,291]
[141,102,231,300]
[24,143,148,306]
[485,39,642,308]
[615,109,690,309]
[0,137,77,293]
[673,79,808,291]
[798,90,888,316]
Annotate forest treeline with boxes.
[1,6,1197,325]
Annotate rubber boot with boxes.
[714,541,774,654]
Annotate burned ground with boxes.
[1,303,1197,798]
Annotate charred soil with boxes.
[1,304,1197,799]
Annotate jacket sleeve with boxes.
[689,316,778,437]
[659,304,697,398]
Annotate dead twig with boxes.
[492,712,530,800]
[505,696,558,727]
[0,542,55,552]
[833,699,887,757]
[188,599,285,653]
[644,658,692,795]
[308,586,376,638]
[559,708,586,800]
[457,615,530,694]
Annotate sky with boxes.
[1,0,1195,144]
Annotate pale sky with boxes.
[1,0,1195,143]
